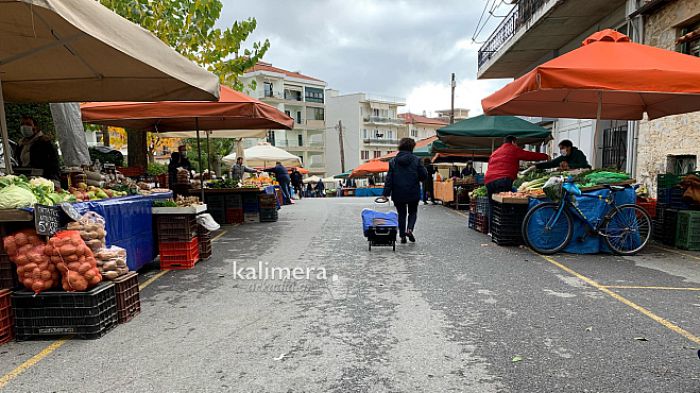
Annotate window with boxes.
[306,107,325,121]
[296,111,302,124]
[410,128,418,137]
[678,20,700,57]
[284,110,291,117]
[363,129,368,139]
[267,130,276,146]
[374,129,383,138]
[388,130,394,140]
[264,82,274,98]
[305,87,324,103]
[373,151,382,158]
[361,150,369,160]
[298,134,303,147]
[601,122,627,170]
[284,88,302,101]
[373,108,380,117]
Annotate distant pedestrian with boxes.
[378,138,428,244]
[315,179,325,197]
[290,168,304,199]
[422,158,436,205]
[265,161,292,204]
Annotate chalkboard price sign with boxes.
[34,204,63,236]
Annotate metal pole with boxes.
[450,73,456,125]
[0,76,14,174]
[592,91,603,168]
[338,120,346,172]
[195,118,204,202]
[206,130,211,175]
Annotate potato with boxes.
[103,271,119,280]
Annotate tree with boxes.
[100,0,269,90]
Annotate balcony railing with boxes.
[363,116,404,124]
[477,0,550,69]
[363,138,399,145]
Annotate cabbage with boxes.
[30,177,55,193]
[0,185,38,209]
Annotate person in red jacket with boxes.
[485,135,549,229]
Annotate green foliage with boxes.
[100,0,269,90]
[4,103,55,141]
[147,162,168,176]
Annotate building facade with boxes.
[435,108,470,123]
[400,113,448,140]
[632,0,700,194]
[325,91,407,176]
[240,62,328,175]
[477,0,634,170]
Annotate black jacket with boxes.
[382,151,428,203]
[536,147,591,170]
[15,136,60,180]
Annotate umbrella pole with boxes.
[195,118,204,202]
[0,76,13,174]
[593,91,602,168]
[206,130,211,175]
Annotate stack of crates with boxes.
[12,282,117,340]
[112,272,140,324]
[473,196,490,234]
[468,199,477,229]
[242,193,260,223]
[156,214,200,270]
[675,210,700,250]
[656,174,687,209]
[0,289,13,344]
[205,194,226,225]
[657,207,679,246]
[259,194,278,223]
[491,201,528,246]
[225,194,244,225]
[198,225,212,259]
[0,253,18,290]
[652,203,666,242]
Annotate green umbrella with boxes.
[334,170,352,179]
[413,144,432,157]
[437,115,551,149]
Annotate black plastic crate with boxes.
[0,254,19,290]
[242,202,259,213]
[661,208,679,246]
[259,208,278,222]
[242,193,259,204]
[155,214,198,241]
[113,272,140,324]
[207,206,226,226]
[224,193,242,209]
[12,282,117,340]
[491,201,529,216]
[204,194,225,208]
[476,197,489,215]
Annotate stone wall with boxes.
[636,0,700,195]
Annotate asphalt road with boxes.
[1,197,700,392]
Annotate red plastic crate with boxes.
[160,252,199,270]
[117,166,145,177]
[0,254,19,290]
[113,272,140,324]
[159,238,199,257]
[0,289,13,345]
[637,198,657,219]
[226,208,244,224]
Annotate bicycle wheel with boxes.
[522,202,574,255]
[602,204,651,255]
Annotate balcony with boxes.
[363,116,404,125]
[477,0,627,79]
[364,94,406,105]
[363,138,399,146]
[306,119,325,129]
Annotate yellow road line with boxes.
[0,228,230,388]
[0,338,68,389]
[651,245,700,261]
[603,285,700,291]
[538,254,700,345]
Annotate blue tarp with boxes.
[362,209,398,235]
[356,188,384,197]
[528,187,636,254]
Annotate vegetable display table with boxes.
[355,187,383,197]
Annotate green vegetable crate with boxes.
[675,210,700,251]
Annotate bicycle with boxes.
[522,177,652,255]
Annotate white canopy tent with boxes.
[222,142,302,168]
[303,175,322,184]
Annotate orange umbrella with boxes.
[482,29,700,121]
[349,159,389,178]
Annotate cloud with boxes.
[221,0,512,114]
[404,78,508,117]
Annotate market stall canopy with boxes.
[349,160,389,178]
[222,142,302,168]
[155,129,268,139]
[431,139,493,158]
[80,86,293,131]
[378,136,437,161]
[436,115,551,148]
[333,170,352,179]
[0,0,220,102]
[303,175,322,184]
[481,29,700,121]
[432,152,490,164]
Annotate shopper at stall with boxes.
[13,115,60,180]
[230,157,258,184]
[290,168,304,199]
[532,139,591,171]
[485,135,549,229]
[265,162,292,204]
[423,158,436,205]
[167,148,192,187]
[378,138,428,244]
[315,179,325,197]
[461,162,477,178]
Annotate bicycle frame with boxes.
[544,186,621,236]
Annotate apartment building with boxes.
[400,113,448,140]
[477,0,633,170]
[435,108,470,123]
[325,91,407,176]
[240,62,328,175]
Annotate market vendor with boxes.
[461,162,477,177]
[533,140,591,171]
[230,157,258,184]
[485,135,549,229]
[13,115,60,180]
[264,162,292,204]
[167,145,192,186]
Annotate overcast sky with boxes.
[222,0,512,116]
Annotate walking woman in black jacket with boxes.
[379,138,428,244]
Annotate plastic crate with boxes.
[244,212,260,223]
[160,251,199,270]
[661,208,679,246]
[155,214,198,241]
[636,198,657,219]
[657,187,687,209]
[12,282,117,340]
[199,239,212,260]
[259,194,277,208]
[473,213,488,234]
[476,196,489,215]
[208,206,226,226]
[0,289,13,345]
[242,202,259,213]
[204,194,225,209]
[259,208,279,222]
[657,173,681,190]
[0,254,19,290]
[113,272,140,324]
[224,193,242,209]
[242,193,259,204]
[159,238,199,257]
[225,208,244,224]
[675,210,700,251]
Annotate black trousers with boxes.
[485,178,514,230]
[394,201,419,237]
[423,181,434,203]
